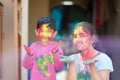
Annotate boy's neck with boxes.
[40,41,50,45]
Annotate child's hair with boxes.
[73,22,96,36]
[37,16,56,30]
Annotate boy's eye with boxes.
[48,29,51,32]
[37,29,41,33]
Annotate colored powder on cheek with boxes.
[37,28,43,39]
[38,34,42,39]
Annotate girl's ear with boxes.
[35,29,38,36]
[53,31,57,38]
[91,34,98,44]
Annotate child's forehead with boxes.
[39,23,50,30]
[42,23,49,27]
[73,26,83,34]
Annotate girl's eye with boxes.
[79,33,87,37]
[73,34,77,38]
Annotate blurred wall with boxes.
[107,0,120,36]
[29,0,49,42]
[0,0,18,80]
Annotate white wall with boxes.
[21,0,29,80]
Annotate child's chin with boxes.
[42,40,50,44]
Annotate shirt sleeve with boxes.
[96,53,114,72]
[53,47,64,71]
[22,53,33,69]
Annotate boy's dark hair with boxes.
[37,16,56,30]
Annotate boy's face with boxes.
[36,24,55,44]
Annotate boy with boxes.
[23,16,64,80]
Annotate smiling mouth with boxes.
[75,43,85,48]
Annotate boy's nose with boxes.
[43,32,48,37]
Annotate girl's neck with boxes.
[81,47,98,61]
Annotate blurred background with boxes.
[0,0,120,80]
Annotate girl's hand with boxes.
[24,45,33,56]
[60,55,74,62]
[83,59,98,65]
[52,40,62,54]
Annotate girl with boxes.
[67,22,113,80]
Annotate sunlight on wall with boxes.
[21,0,29,80]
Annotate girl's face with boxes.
[72,26,92,51]
[36,24,55,44]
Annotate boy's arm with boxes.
[53,47,64,71]
[22,53,33,69]
[22,43,33,69]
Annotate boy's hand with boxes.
[52,40,62,54]
[24,45,33,56]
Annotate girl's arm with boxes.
[67,61,77,80]
[89,63,110,80]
